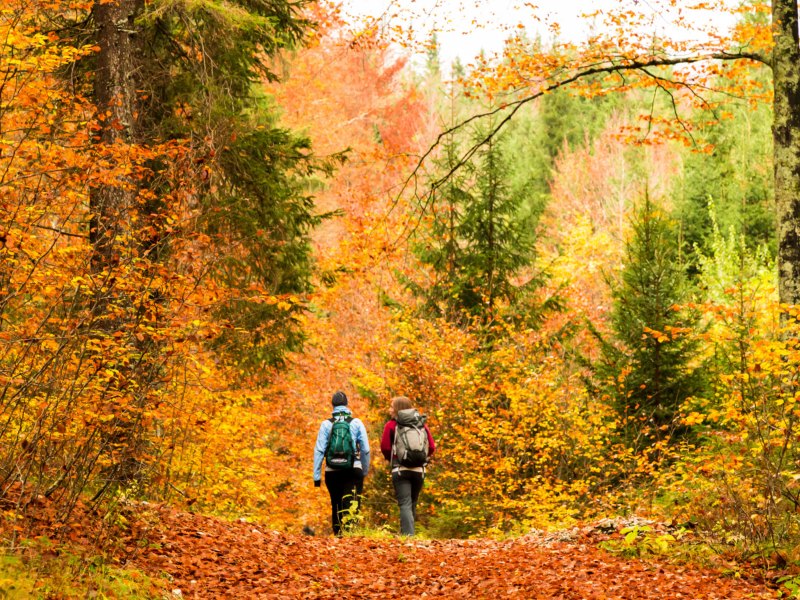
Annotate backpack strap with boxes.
[329,415,353,423]
[390,419,400,465]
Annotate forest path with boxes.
[123,506,778,599]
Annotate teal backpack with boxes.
[325,414,355,469]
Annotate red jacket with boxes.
[380,419,436,462]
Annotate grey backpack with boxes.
[393,408,429,468]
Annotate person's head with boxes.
[390,396,413,418]
[332,390,348,407]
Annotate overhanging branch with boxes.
[399,49,769,227]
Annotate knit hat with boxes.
[331,391,348,407]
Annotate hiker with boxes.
[380,396,435,536]
[313,390,370,535]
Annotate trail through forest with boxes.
[115,506,778,599]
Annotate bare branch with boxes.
[400,49,768,229]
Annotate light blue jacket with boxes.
[313,406,370,481]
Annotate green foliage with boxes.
[519,77,620,210]
[694,204,775,303]
[465,121,539,322]
[208,98,343,370]
[597,525,709,563]
[133,0,338,371]
[419,503,482,539]
[590,195,706,448]
[338,492,364,533]
[778,574,800,599]
[411,112,542,328]
[676,66,774,264]
[537,85,619,160]
[0,538,164,599]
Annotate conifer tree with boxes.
[411,82,471,322]
[591,195,705,448]
[460,122,537,324]
[71,0,334,371]
[413,107,539,327]
[134,0,335,370]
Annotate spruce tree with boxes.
[65,0,336,372]
[413,108,539,327]
[592,195,705,448]
[133,0,335,370]
[459,122,537,324]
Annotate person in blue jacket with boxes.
[313,391,370,535]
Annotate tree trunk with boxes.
[773,0,800,306]
[90,0,143,272]
[87,0,147,494]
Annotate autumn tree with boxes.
[0,0,329,515]
[86,0,323,494]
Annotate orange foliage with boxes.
[165,4,433,531]
[464,1,771,149]
[0,0,290,521]
[3,0,792,551]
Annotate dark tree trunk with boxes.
[87,0,148,494]
[773,0,800,306]
[89,0,143,272]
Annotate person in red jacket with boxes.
[380,396,435,536]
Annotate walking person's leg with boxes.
[409,471,424,526]
[324,471,346,535]
[392,470,416,535]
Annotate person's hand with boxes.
[314,479,321,488]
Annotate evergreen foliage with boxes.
[590,195,706,448]
[133,0,337,370]
[676,80,775,264]
[462,121,539,323]
[671,20,774,268]
[412,110,540,327]
[209,100,335,369]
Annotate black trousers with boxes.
[324,468,364,535]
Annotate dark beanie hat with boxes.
[332,391,348,407]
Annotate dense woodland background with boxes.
[3,0,800,572]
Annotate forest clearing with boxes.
[3,0,800,597]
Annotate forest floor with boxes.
[1,501,785,599]
[121,505,780,599]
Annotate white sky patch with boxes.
[340,0,737,74]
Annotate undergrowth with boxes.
[0,536,165,599]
